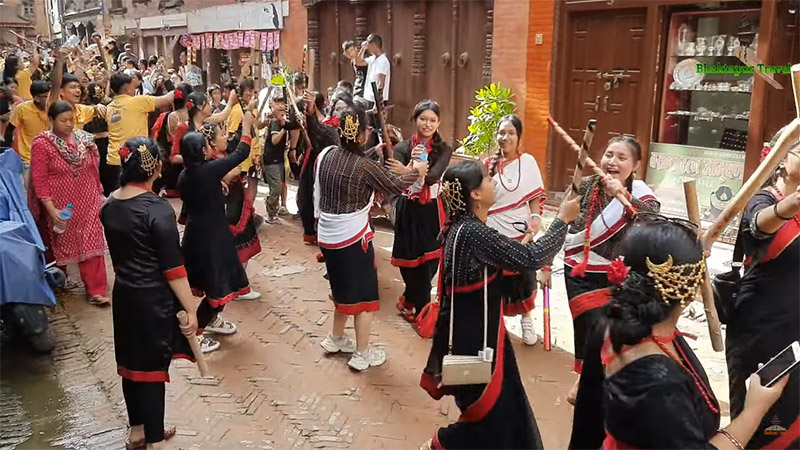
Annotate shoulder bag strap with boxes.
[447,224,463,355]
[483,266,488,350]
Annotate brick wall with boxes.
[279,0,308,72]
[490,0,531,123]
[522,0,555,187]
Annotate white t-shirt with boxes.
[363,53,390,103]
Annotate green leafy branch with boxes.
[460,83,516,158]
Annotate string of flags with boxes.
[183,31,281,52]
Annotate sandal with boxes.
[87,295,111,306]
[396,297,416,323]
[125,425,177,449]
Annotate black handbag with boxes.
[710,222,745,325]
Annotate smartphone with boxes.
[752,341,800,388]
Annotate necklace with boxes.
[497,155,521,192]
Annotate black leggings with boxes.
[400,259,439,314]
[121,378,166,443]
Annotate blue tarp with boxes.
[0,149,56,306]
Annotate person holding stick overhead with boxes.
[562,136,659,405]
[101,137,199,449]
[725,125,800,449]
[485,115,546,346]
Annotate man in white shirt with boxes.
[362,34,390,108]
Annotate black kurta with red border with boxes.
[101,192,197,383]
[421,215,566,449]
[179,137,253,312]
[727,189,800,450]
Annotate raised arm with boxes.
[363,157,423,195]
[206,110,253,179]
[153,91,175,109]
[206,90,237,125]
[48,48,67,107]
[472,219,569,273]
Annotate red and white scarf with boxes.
[486,153,544,239]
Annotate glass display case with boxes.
[658,9,760,151]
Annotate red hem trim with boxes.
[573,359,583,374]
[457,315,506,423]
[118,365,170,383]
[603,430,639,450]
[195,286,251,308]
[240,136,252,146]
[331,298,380,315]
[237,239,261,264]
[228,189,255,236]
[303,234,317,244]
[503,292,536,317]
[391,249,442,268]
[318,223,372,250]
[488,188,545,216]
[172,353,196,363]
[569,288,613,319]
[446,272,499,294]
[164,266,187,281]
[760,415,800,450]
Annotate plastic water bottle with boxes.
[416,142,429,162]
[53,204,73,234]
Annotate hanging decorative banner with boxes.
[236,31,245,48]
[213,33,222,50]
[243,30,255,48]
[192,35,202,50]
[179,34,192,48]
[260,31,269,51]
[266,32,274,51]
[204,33,213,49]
[272,31,280,49]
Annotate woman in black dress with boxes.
[83,82,113,195]
[420,160,579,449]
[392,100,453,326]
[726,126,800,449]
[100,137,198,449]
[178,108,255,354]
[593,216,787,450]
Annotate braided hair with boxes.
[187,92,209,131]
[489,114,523,178]
[606,220,703,352]
[180,132,209,168]
[119,138,161,186]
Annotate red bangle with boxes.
[240,136,252,146]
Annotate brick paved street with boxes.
[1,187,735,449]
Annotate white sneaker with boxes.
[521,317,538,346]
[278,206,290,216]
[320,334,357,354]
[348,346,386,371]
[236,290,261,301]
[205,315,238,335]
[198,336,221,353]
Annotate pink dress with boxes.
[30,130,106,264]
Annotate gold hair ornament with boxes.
[200,124,217,145]
[93,85,103,98]
[440,179,466,217]
[645,255,707,307]
[137,144,158,176]
[342,115,359,142]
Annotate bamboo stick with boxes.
[177,311,209,377]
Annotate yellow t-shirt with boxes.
[107,95,157,166]
[73,104,96,128]
[16,69,32,100]
[227,103,242,134]
[9,101,48,163]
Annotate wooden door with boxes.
[553,8,647,191]
[425,0,456,142]
[389,0,417,129]
[454,0,491,143]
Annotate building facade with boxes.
[1,0,50,45]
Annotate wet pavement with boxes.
[0,185,733,449]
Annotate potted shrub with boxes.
[454,82,517,163]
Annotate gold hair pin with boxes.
[440,179,466,217]
[138,144,157,176]
[645,255,706,307]
[342,115,359,142]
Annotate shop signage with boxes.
[645,143,745,226]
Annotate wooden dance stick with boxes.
[567,119,597,196]
[9,30,47,50]
[542,286,552,352]
[548,116,636,215]
[177,311,210,377]
[701,64,800,249]
[683,181,724,352]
